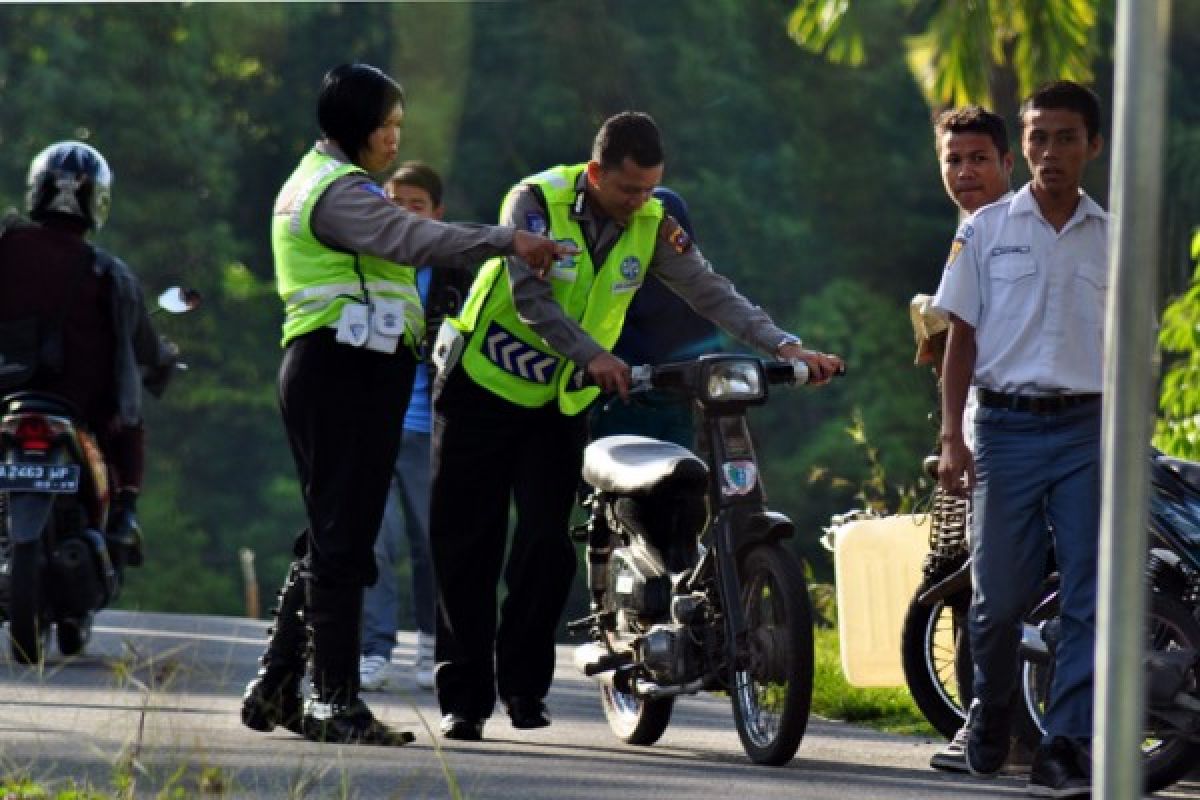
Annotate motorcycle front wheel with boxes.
[900,583,973,739]
[9,540,49,664]
[730,542,814,766]
[1017,591,1200,794]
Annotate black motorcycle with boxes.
[569,354,825,766]
[0,287,197,664]
[1015,449,1200,794]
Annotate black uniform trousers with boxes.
[279,327,417,587]
[430,364,586,719]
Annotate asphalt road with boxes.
[1,610,1198,799]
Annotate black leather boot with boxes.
[241,561,307,734]
[302,583,414,746]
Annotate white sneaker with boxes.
[415,632,435,691]
[359,654,391,691]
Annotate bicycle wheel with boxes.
[730,543,814,765]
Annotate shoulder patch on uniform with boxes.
[660,215,692,254]
[525,211,547,235]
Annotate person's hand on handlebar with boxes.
[587,351,631,401]
[778,343,844,385]
[512,231,578,278]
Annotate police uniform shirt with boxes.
[932,182,1109,395]
[504,170,794,368]
[310,141,515,271]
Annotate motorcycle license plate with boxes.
[0,463,80,493]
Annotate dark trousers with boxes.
[278,328,416,589]
[430,366,586,719]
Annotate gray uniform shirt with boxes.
[309,141,515,270]
[504,171,795,367]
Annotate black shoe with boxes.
[107,508,144,568]
[502,695,551,729]
[241,672,304,735]
[302,697,414,746]
[440,713,484,741]
[964,699,1012,777]
[1028,737,1090,798]
[929,724,969,773]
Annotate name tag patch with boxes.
[991,245,1032,257]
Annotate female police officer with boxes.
[241,63,569,746]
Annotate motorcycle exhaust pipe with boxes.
[574,643,631,677]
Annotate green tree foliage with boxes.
[1155,230,1200,459]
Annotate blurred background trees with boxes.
[0,1,1196,626]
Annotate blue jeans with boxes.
[969,399,1101,740]
[361,429,436,659]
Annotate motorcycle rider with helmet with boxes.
[0,140,177,574]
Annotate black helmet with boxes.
[25,141,113,230]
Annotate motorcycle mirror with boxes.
[156,287,202,314]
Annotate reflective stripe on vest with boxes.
[454,163,661,414]
[271,150,421,347]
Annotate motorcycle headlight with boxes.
[703,359,765,403]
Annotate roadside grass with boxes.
[811,626,938,739]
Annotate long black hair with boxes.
[316,63,405,163]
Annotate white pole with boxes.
[1095,2,1172,798]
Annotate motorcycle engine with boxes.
[640,623,702,684]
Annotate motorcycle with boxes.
[0,287,198,664]
[569,353,826,766]
[1015,449,1200,794]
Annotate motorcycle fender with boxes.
[736,511,795,555]
[6,492,55,545]
[916,561,972,607]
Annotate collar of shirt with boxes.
[1008,182,1109,233]
[315,139,352,165]
[563,169,627,260]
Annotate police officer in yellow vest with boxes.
[240,63,572,747]
[431,111,844,741]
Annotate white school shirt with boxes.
[932,183,1109,395]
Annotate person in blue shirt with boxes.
[587,187,721,448]
[360,162,470,692]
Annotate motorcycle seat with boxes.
[1157,452,1200,495]
[583,434,708,495]
[2,390,80,419]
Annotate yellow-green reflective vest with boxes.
[271,149,423,349]
[452,163,661,415]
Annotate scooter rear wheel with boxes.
[9,540,49,664]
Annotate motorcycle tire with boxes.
[900,582,974,739]
[1016,590,1200,794]
[730,542,814,766]
[8,540,49,664]
[599,676,675,746]
[57,611,93,657]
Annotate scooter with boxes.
[570,354,830,765]
[0,287,198,664]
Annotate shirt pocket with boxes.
[1072,261,1108,326]
[986,257,1037,319]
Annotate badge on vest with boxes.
[550,238,579,281]
[335,302,370,348]
[612,256,643,293]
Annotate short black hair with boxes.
[316,63,405,164]
[387,160,443,208]
[1021,80,1102,141]
[934,105,1010,157]
[591,112,664,170]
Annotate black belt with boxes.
[978,389,1101,414]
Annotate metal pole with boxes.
[1095,2,1172,798]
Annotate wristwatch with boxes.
[774,334,802,357]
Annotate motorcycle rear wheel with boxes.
[9,540,49,664]
[730,543,814,766]
[900,583,973,739]
[1017,591,1200,794]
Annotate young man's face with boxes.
[1021,107,1102,197]
[586,156,663,225]
[938,130,1013,214]
[386,183,443,221]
